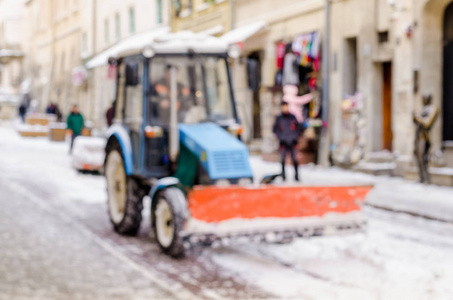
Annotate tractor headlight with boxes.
[228,124,243,137]
[215,179,231,187]
[145,126,163,138]
[238,178,252,186]
[142,46,155,58]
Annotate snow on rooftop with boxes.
[0,49,24,58]
[86,28,229,69]
[220,20,268,45]
[152,31,228,54]
[86,26,170,69]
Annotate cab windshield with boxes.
[147,55,235,126]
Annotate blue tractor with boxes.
[104,32,370,258]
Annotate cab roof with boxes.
[86,28,228,69]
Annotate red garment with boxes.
[276,42,286,69]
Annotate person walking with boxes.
[67,105,84,153]
[46,103,57,114]
[18,102,27,123]
[273,101,301,181]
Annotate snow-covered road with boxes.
[1,124,453,299]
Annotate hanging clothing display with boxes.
[282,85,313,123]
[292,35,304,55]
[291,32,321,68]
[310,32,321,60]
[282,52,299,86]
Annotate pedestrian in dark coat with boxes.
[67,105,84,153]
[46,103,57,114]
[18,103,27,123]
[273,101,301,181]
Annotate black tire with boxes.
[105,139,145,236]
[152,187,187,258]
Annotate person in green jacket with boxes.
[67,104,84,153]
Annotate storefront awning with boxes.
[220,21,268,45]
[85,26,170,69]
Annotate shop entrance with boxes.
[443,2,453,141]
[247,51,262,139]
[382,62,393,151]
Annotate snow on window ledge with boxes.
[81,51,90,60]
[196,3,209,12]
[178,8,192,18]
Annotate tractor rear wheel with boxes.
[105,144,144,236]
[153,187,187,258]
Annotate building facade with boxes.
[228,0,325,157]
[227,0,453,167]
[171,0,231,35]
[0,0,26,119]
[22,0,83,117]
[20,0,169,127]
[4,0,453,169]
[85,0,170,130]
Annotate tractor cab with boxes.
[109,32,244,181]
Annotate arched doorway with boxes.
[443,2,453,141]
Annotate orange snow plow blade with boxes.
[188,185,372,222]
[183,185,372,244]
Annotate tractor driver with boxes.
[149,65,192,125]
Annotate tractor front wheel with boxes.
[153,187,187,258]
[105,145,144,236]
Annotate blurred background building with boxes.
[1,0,452,175]
[0,0,26,119]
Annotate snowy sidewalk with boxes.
[250,157,453,223]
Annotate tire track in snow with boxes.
[3,178,227,300]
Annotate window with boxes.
[148,55,234,126]
[157,0,162,24]
[60,52,66,74]
[129,7,135,34]
[71,47,75,66]
[82,32,88,54]
[104,19,109,45]
[123,57,144,169]
[115,13,121,41]
[378,31,389,44]
[175,0,192,18]
[124,59,143,127]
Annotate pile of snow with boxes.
[50,122,67,129]
[16,123,49,133]
[0,125,107,204]
[186,212,364,236]
[72,136,106,171]
[25,113,57,122]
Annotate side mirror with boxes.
[125,62,139,86]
